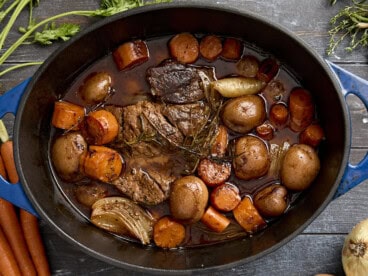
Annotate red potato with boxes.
[79,72,112,104]
[197,158,231,187]
[289,88,314,132]
[211,125,229,157]
[51,101,85,130]
[281,144,320,191]
[199,35,223,61]
[170,176,208,224]
[270,103,289,126]
[113,40,149,71]
[153,216,186,249]
[210,183,241,212]
[233,197,266,233]
[201,206,230,233]
[233,135,270,180]
[81,109,119,145]
[221,38,243,60]
[257,58,279,83]
[169,33,199,64]
[299,124,325,147]
[81,145,124,183]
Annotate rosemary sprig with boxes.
[327,0,368,55]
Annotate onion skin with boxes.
[342,219,368,276]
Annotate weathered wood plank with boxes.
[1,0,368,275]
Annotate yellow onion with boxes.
[342,219,368,276]
[211,77,266,98]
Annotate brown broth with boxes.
[54,34,307,247]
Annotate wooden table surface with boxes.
[1,0,368,275]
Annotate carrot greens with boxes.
[0,0,170,77]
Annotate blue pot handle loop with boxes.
[326,61,368,199]
[0,78,38,216]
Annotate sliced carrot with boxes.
[299,124,324,147]
[201,206,230,233]
[233,197,266,233]
[20,210,51,276]
[0,227,21,276]
[270,103,289,126]
[169,33,199,64]
[257,58,279,83]
[210,125,228,157]
[51,101,85,130]
[221,38,243,60]
[210,183,241,212]
[1,141,18,184]
[289,88,314,132]
[199,35,222,61]
[113,40,149,71]
[81,145,123,183]
[197,159,231,187]
[256,123,274,140]
[0,199,36,275]
[153,216,185,249]
[81,109,119,145]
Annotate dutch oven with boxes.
[0,2,368,274]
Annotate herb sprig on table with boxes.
[0,0,170,77]
[327,0,368,55]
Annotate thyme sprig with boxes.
[327,0,368,55]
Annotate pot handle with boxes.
[0,78,38,216]
[326,61,368,199]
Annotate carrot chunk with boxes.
[169,33,199,64]
[81,145,123,183]
[81,109,119,145]
[211,183,241,212]
[201,206,230,233]
[289,88,314,132]
[113,40,149,70]
[221,38,243,60]
[299,124,324,147]
[199,35,222,61]
[233,197,266,233]
[51,101,85,130]
[153,216,185,249]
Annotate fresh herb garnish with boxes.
[327,0,368,55]
[0,0,171,77]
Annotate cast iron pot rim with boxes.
[14,1,350,274]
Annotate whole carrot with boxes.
[1,140,19,183]
[0,142,37,275]
[0,227,21,276]
[0,154,21,276]
[20,209,51,276]
[0,199,36,275]
[0,152,7,180]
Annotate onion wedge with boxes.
[211,77,266,98]
[91,197,154,244]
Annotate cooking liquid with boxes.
[55,34,306,247]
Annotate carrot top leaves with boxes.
[0,0,171,77]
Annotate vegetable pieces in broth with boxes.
[50,33,325,249]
